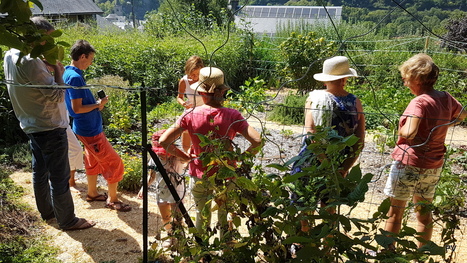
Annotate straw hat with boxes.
[190,67,230,93]
[313,56,358,82]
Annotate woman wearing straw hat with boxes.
[291,56,366,232]
[159,67,262,238]
[293,56,365,176]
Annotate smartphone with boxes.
[97,90,106,99]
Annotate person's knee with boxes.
[387,208,405,222]
[416,212,432,225]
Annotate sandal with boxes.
[86,193,108,202]
[105,201,132,212]
[63,218,95,231]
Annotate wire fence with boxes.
[3,1,467,261]
[249,35,467,76]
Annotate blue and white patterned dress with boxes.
[291,90,359,174]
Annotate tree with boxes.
[178,0,230,26]
[442,16,467,52]
[0,0,66,63]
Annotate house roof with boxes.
[31,0,103,16]
[238,5,342,19]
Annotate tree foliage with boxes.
[0,0,69,147]
[0,0,68,63]
[278,32,337,91]
[442,16,467,52]
[95,0,159,19]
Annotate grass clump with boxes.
[0,166,60,263]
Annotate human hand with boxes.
[97,96,108,110]
[54,61,65,75]
[183,101,192,109]
[44,60,65,75]
[180,153,196,163]
[137,189,144,199]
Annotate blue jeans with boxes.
[28,128,78,229]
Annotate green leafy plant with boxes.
[147,98,184,124]
[268,92,307,125]
[0,143,31,169]
[118,154,143,192]
[146,125,458,262]
[278,32,336,91]
[0,0,69,63]
[225,77,268,113]
[279,129,294,139]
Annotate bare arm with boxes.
[177,79,190,109]
[71,97,108,114]
[399,115,421,140]
[341,98,366,174]
[240,125,263,155]
[451,108,467,127]
[354,98,366,150]
[304,99,316,134]
[159,124,193,162]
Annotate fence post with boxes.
[424,36,430,53]
[141,86,148,263]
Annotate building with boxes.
[235,5,342,35]
[31,0,103,23]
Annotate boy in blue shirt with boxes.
[64,40,130,212]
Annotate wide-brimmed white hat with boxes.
[190,67,230,93]
[313,56,358,82]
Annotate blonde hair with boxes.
[184,55,204,75]
[399,53,439,88]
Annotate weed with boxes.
[280,129,294,138]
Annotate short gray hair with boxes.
[31,16,54,31]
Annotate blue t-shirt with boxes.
[63,65,102,137]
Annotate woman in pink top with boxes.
[384,53,466,248]
[160,67,262,237]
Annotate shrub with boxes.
[225,77,268,114]
[59,27,253,103]
[0,143,31,170]
[0,86,28,147]
[147,97,184,132]
[278,32,337,91]
[118,154,143,192]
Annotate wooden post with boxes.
[424,36,429,53]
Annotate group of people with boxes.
[4,17,466,250]
[139,58,263,245]
[293,54,466,249]
[4,17,133,231]
[142,53,466,251]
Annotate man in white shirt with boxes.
[4,16,94,231]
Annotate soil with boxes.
[9,110,467,263]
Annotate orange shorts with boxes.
[77,132,124,184]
